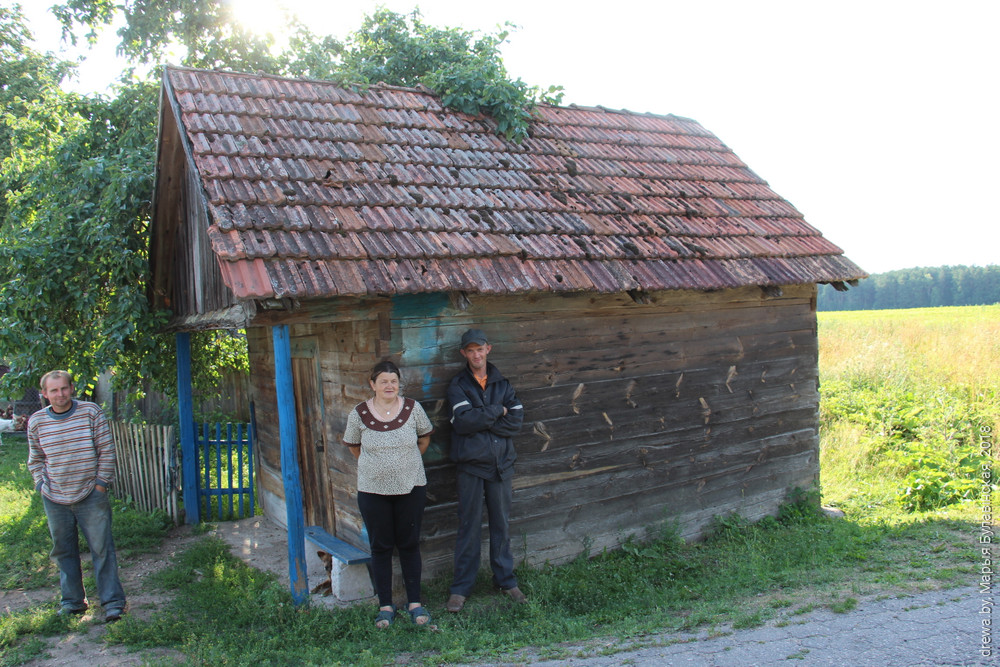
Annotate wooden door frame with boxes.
[290,337,334,532]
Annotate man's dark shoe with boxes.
[502,586,527,604]
[104,608,125,623]
[446,594,466,613]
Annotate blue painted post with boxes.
[273,324,309,604]
[226,423,235,518]
[248,402,257,517]
[176,333,199,524]
[237,423,245,518]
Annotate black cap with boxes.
[460,328,490,349]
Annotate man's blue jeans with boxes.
[450,470,517,596]
[42,488,126,613]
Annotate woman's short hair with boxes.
[369,360,401,383]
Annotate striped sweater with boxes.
[27,400,115,504]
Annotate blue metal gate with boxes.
[196,422,256,520]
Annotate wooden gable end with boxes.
[149,85,244,331]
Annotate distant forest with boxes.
[818,265,1000,311]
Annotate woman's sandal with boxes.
[407,604,431,626]
[374,605,396,629]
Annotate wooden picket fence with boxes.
[111,422,181,524]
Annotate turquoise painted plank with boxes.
[391,293,452,396]
[389,292,450,319]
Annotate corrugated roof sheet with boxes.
[163,66,865,300]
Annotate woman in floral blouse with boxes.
[343,360,434,628]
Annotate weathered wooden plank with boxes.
[510,335,815,387]
[418,423,817,536]
[419,418,817,513]
[535,434,814,507]
[418,441,817,576]
[513,410,819,484]
[389,285,814,322]
[516,356,815,420]
[390,298,815,354]
[111,422,179,524]
[374,328,817,416]
[513,379,818,459]
[257,459,283,496]
[506,448,817,567]
[248,284,823,582]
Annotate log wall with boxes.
[249,284,820,577]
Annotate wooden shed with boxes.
[149,66,865,582]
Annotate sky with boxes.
[15,0,999,275]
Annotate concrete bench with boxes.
[304,525,372,601]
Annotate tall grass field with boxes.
[819,305,998,515]
[0,305,995,666]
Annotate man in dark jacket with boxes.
[446,329,526,612]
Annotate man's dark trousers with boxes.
[451,469,516,595]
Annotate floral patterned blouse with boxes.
[343,398,433,495]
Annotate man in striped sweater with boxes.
[27,370,126,622]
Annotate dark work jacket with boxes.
[447,362,524,480]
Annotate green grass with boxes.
[39,505,970,666]
[818,306,998,515]
[818,304,1000,391]
[0,432,174,592]
[1,305,995,665]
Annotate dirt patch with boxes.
[4,517,302,666]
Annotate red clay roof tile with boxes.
[158,66,865,300]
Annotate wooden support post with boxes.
[273,324,309,605]
[176,332,199,524]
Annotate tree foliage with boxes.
[0,2,560,404]
[0,5,79,226]
[0,6,153,394]
[818,265,1000,311]
[53,0,284,71]
[52,2,562,140]
[0,49,163,394]
[336,9,562,141]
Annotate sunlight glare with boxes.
[228,0,295,39]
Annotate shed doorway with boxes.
[290,338,334,531]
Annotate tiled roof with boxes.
[162,66,865,300]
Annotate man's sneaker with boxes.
[104,608,125,623]
[446,594,466,613]
[502,586,527,604]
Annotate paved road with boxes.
[480,586,992,666]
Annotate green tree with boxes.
[52,0,284,72]
[0,69,165,394]
[818,265,1000,311]
[336,8,562,141]
[0,2,559,405]
[53,2,562,139]
[0,5,79,226]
